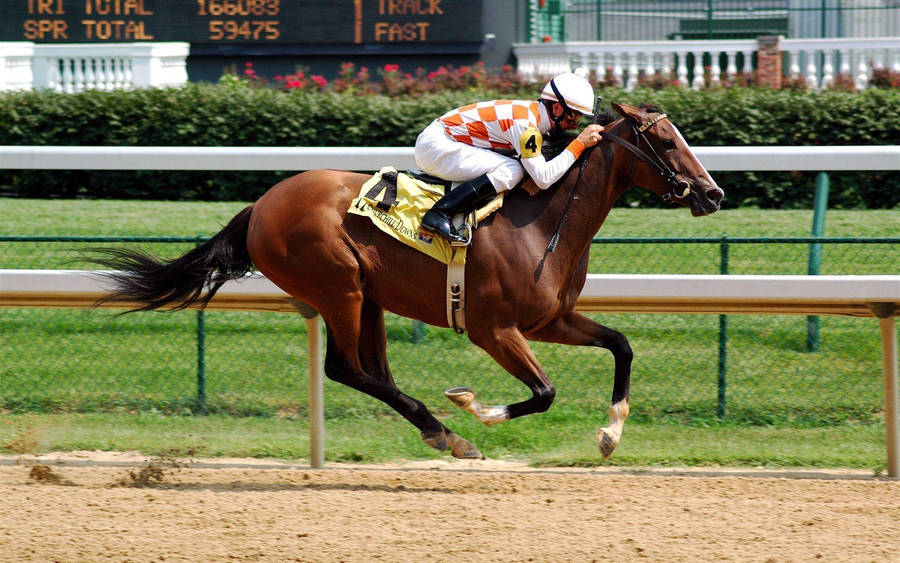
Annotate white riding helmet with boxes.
[540,72,595,116]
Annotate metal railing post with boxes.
[718,234,729,420]
[807,172,830,352]
[596,0,603,41]
[293,300,325,468]
[195,235,208,415]
[307,315,325,468]
[196,309,207,415]
[876,309,899,478]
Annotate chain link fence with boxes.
[529,0,900,43]
[2,235,898,427]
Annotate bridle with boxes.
[546,109,691,254]
[601,113,692,202]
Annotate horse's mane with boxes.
[540,104,661,160]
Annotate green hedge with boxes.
[1,84,898,207]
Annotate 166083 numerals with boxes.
[208,20,279,40]
[197,0,279,16]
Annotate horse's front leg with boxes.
[447,325,556,425]
[528,311,632,458]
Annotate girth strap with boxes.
[446,256,466,333]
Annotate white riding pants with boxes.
[414,120,524,192]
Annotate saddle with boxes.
[348,167,503,265]
[348,167,505,333]
[406,169,453,192]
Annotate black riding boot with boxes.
[421,175,497,244]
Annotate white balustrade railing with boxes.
[0,42,35,91]
[516,39,756,90]
[782,38,900,89]
[0,42,189,92]
[514,37,900,90]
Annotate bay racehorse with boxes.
[94,103,724,460]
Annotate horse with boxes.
[93,102,724,460]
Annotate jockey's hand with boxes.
[577,124,605,148]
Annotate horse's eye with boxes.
[661,139,677,151]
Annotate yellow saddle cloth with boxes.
[348,167,504,265]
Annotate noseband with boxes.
[602,114,692,202]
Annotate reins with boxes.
[545,108,691,254]
[547,96,603,253]
[546,143,591,253]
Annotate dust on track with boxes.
[2,452,898,562]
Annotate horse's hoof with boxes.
[597,428,618,459]
[447,433,483,460]
[444,387,475,409]
[421,431,448,451]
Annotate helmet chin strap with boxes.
[542,100,565,129]
[545,78,571,129]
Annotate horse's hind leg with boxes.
[448,325,556,426]
[357,298,482,459]
[528,311,632,458]
[322,295,481,458]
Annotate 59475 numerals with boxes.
[208,20,279,40]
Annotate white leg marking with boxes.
[598,399,630,458]
[445,387,510,426]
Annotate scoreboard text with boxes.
[2,1,482,44]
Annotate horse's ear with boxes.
[611,102,640,123]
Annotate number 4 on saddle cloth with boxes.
[348,167,505,265]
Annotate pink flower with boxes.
[274,75,283,81]
[311,75,327,87]
[286,79,302,89]
[383,64,400,73]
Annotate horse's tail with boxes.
[92,205,255,313]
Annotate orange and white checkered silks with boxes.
[414,99,585,192]
[438,100,543,152]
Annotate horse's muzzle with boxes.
[689,183,725,217]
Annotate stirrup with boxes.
[449,222,472,247]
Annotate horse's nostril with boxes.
[708,188,724,206]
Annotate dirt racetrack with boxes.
[2,452,899,562]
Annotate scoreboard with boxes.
[0,1,483,45]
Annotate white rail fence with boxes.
[0,42,189,92]
[514,37,900,90]
[1,270,898,476]
[1,145,899,172]
[1,145,898,474]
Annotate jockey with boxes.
[415,71,605,244]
